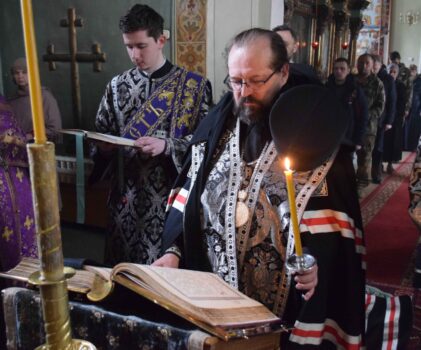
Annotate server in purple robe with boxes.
[0,95,38,349]
[0,95,37,273]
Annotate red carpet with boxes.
[364,175,419,284]
[361,152,421,350]
[362,153,419,285]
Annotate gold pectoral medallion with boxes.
[235,190,250,228]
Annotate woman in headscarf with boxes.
[8,57,62,142]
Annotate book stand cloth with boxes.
[2,287,209,349]
[1,287,281,350]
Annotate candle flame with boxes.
[284,157,291,171]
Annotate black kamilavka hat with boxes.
[269,84,348,171]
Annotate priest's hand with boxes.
[293,264,318,301]
[135,136,166,157]
[152,253,180,268]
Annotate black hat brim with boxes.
[269,85,348,171]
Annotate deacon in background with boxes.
[93,4,212,265]
[272,24,320,87]
[155,28,365,348]
[272,24,299,62]
[8,57,62,143]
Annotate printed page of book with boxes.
[85,132,135,146]
[59,129,135,147]
[112,264,280,327]
[0,258,104,295]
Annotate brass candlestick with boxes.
[20,0,95,347]
[27,142,95,350]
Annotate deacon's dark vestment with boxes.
[162,93,365,349]
[94,60,212,265]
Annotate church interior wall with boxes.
[206,0,274,100]
[390,0,421,69]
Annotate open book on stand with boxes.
[59,129,135,147]
[0,258,281,341]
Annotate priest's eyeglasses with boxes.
[224,70,277,91]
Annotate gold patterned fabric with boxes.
[0,96,37,273]
[94,60,212,265]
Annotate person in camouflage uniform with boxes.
[355,54,385,190]
[390,51,413,117]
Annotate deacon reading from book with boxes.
[91,4,213,266]
[154,28,366,348]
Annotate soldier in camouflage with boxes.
[355,54,385,192]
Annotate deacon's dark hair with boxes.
[119,4,163,40]
[334,57,350,67]
[272,24,297,42]
[390,51,401,62]
[227,28,288,71]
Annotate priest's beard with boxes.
[234,96,270,125]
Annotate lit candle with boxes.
[284,157,303,257]
[20,0,47,144]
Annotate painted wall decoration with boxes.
[175,0,207,76]
[356,0,390,58]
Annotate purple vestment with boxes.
[0,95,37,272]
